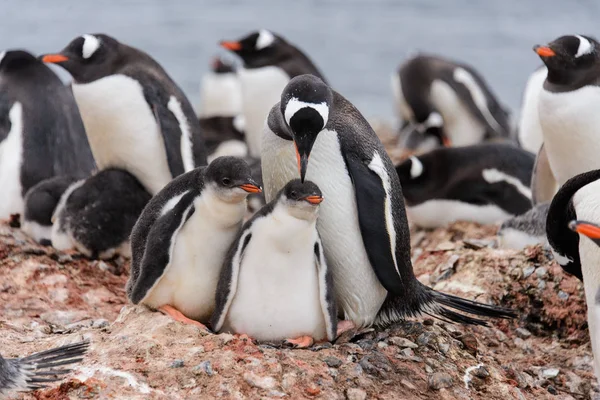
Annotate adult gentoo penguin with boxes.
[395,143,534,228]
[515,66,547,154]
[127,157,260,328]
[212,179,336,346]
[261,74,515,329]
[531,34,600,204]
[41,34,207,195]
[51,169,151,259]
[0,50,95,219]
[220,29,327,158]
[392,54,511,156]
[198,56,247,162]
[21,175,77,245]
[0,340,89,396]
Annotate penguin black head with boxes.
[534,35,600,85]
[39,34,124,83]
[279,179,323,220]
[220,29,285,68]
[204,156,262,202]
[569,220,600,248]
[280,74,333,182]
[210,56,236,74]
[0,50,40,72]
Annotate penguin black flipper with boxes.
[546,169,600,281]
[531,143,558,205]
[313,238,338,341]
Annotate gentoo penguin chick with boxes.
[497,202,550,250]
[127,156,260,328]
[220,29,327,158]
[395,143,534,228]
[515,66,547,154]
[212,179,336,346]
[531,34,600,204]
[22,176,78,245]
[51,169,151,259]
[0,50,95,219]
[261,74,515,329]
[0,340,89,396]
[198,56,247,163]
[41,34,207,195]
[392,53,511,157]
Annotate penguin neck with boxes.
[268,202,318,246]
[197,185,247,228]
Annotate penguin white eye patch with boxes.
[81,34,101,59]
[575,35,593,58]
[284,98,329,128]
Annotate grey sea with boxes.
[1,0,598,122]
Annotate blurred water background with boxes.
[1,0,598,122]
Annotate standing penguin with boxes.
[198,56,247,162]
[0,50,95,219]
[40,34,207,195]
[220,30,327,158]
[21,175,78,245]
[395,143,534,228]
[392,54,511,156]
[127,157,260,328]
[515,66,547,154]
[212,179,336,346]
[261,74,515,329]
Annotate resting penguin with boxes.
[220,29,327,158]
[40,34,207,195]
[497,202,550,250]
[261,74,515,330]
[212,179,336,346]
[0,340,89,396]
[51,169,152,259]
[127,156,261,328]
[198,56,247,162]
[21,175,78,245]
[0,50,95,219]
[514,66,547,154]
[395,143,534,228]
[392,53,511,157]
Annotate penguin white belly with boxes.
[518,68,547,154]
[261,129,388,327]
[223,217,326,341]
[72,76,173,195]
[143,193,245,321]
[0,102,24,218]
[239,67,290,158]
[390,73,414,122]
[430,79,485,146]
[406,199,511,228]
[198,73,242,118]
[539,86,600,186]
[21,221,52,244]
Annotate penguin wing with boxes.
[531,143,558,205]
[0,91,12,143]
[313,238,337,342]
[128,189,197,304]
[150,100,189,176]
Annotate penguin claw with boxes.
[283,336,314,348]
[158,305,208,331]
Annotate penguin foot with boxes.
[158,305,208,330]
[283,336,314,348]
[336,320,356,337]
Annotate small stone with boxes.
[542,368,560,379]
[243,372,277,390]
[268,390,287,398]
[345,388,367,400]
[389,337,418,349]
[40,310,88,327]
[425,365,433,374]
[438,342,450,355]
[538,280,546,290]
[377,342,388,349]
[428,372,453,390]
[401,379,417,390]
[536,267,548,279]
[473,365,490,379]
[57,254,73,264]
[324,356,342,368]
[193,361,214,376]
[522,265,535,278]
[399,348,415,358]
[513,338,533,353]
[97,261,110,271]
[170,360,184,368]
[515,328,532,339]
[423,318,435,326]
[417,331,437,347]
[558,291,570,300]
[459,333,478,356]
[92,319,109,329]
[547,385,558,395]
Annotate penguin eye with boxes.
[290,190,298,198]
[222,178,231,186]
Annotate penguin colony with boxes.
[2,27,600,394]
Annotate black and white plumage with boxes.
[395,143,534,228]
[41,34,207,195]
[514,66,546,154]
[0,340,89,396]
[392,53,511,156]
[22,175,78,245]
[0,50,95,220]
[261,74,515,328]
[220,30,327,158]
[497,202,550,250]
[127,157,261,325]
[212,179,336,344]
[51,169,151,259]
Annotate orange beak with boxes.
[220,41,242,51]
[239,184,262,193]
[294,142,301,174]
[442,136,452,147]
[304,195,323,205]
[534,46,556,57]
[570,221,600,239]
[41,54,69,63]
